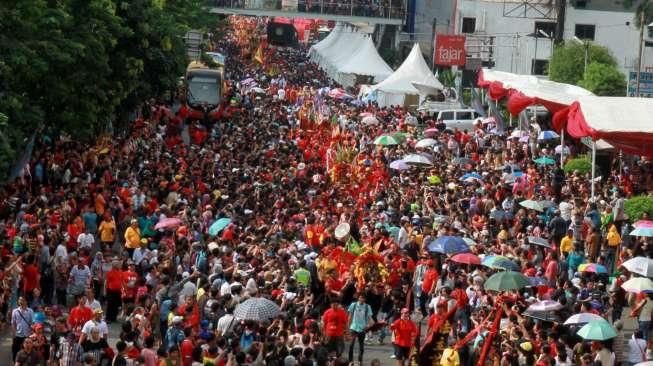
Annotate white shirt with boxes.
[220,282,231,297]
[628,337,648,363]
[397,227,410,249]
[216,314,236,335]
[81,319,109,338]
[54,244,68,264]
[86,299,102,312]
[77,233,95,250]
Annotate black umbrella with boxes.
[528,236,552,248]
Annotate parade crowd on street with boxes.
[2,16,653,366]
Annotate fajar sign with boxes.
[434,35,466,66]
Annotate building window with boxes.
[532,59,549,75]
[462,17,476,33]
[534,21,556,37]
[575,24,596,40]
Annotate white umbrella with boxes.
[415,138,437,148]
[554,145,570,155]
[361,116,379,125]
[526,300,563,312]
[402,154,433,166]
[622,256,653,277]
[621,277,653,293]
[563,312,604,325]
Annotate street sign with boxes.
[627,71,653,97]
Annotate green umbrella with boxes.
[576,319,617,340]
[484,271,530,291]
[427,175,442,185]
[374,135,399,146]
[209,217,231,236]
[393,132,408,142]
[533,156,556,165]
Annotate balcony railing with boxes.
[207,0,406,22]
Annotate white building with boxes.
[413,0,653,79]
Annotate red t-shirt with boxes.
[106,269,122,291]
[391,319,417,347]
[421,269,439,294]
[322,308,348,337]
[180,338,194,366]
[23,264,40,293]
[68,305,93,330]
[121,270,138,299]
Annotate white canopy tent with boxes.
[323,31,366,81]
[336,35,393,87]
[307,22,344,64]
[370,43,443,107]
[312,24,350,67]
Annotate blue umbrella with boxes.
[460,172,483,181]
[427,236,470,254]
[209,217,232,236]
[482,255,520,271]
[630,227,653,237]
[538,130,560,140]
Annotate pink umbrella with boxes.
[359,112,374,118]
[155,217,182,230]
[327,88,353,100]
[423,128,439,138]
[635,220,653,228]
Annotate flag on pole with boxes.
[254,43,264,64]
[470,87,486,117]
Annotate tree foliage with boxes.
[624,195,653,222]
[0,0,220,181]
[548,42,618,85]
[578,62,627,96]
[563,156,599,175]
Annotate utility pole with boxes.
[636,11,645,96]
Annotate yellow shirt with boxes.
[607,229,621,246]
[124,226,141,249]
[98,219,116,243]
[560,236,574,255]
[440,348,460,366]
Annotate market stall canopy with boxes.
[477,68,594,115]
[338,35,393,80]
[553,96,653,156]
[370,43,443,106]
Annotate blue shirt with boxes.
[82,212,98,234]
[347,302,372,332]
[11,307,34,337]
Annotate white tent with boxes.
[371,43,443,107]
[307,22,343,64]
[324,31,366,80]
[314,24,351,69]
[337,35,393,87]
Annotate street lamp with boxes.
[635,21,653,96]
[572,36,589,74]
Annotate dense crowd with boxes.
[2,16,653,366]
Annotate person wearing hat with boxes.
[124,218,141,258]
[80,308,108,344]
[165,316,186,351]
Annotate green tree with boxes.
[578,62,627,96]
[548,42,618,85]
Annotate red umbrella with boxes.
[451,253,481,265]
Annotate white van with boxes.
[436,109,482,132]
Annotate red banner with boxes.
[434,34,466,66]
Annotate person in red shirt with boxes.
[67,294,93,334]
[22,254,40,302]
[322,301,348,358]
[419,260,438,317]
[177,296,201,330]
[105,261,123,322]
[121,263,139,309]
[180,327,195,366]
[390,308,418,366]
